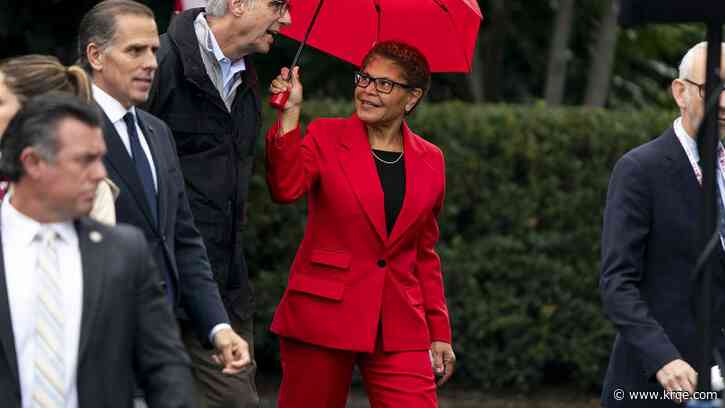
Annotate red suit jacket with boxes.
[266,114,451,352]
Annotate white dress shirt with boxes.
[2,197,82,408]
[92,84,158,190]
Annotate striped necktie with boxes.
[32,228,66,407]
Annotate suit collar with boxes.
[338,115,436,246]
[388,121,435,246]
[168,8,260,108]
[662,127,704,212]
[92,83,134,123]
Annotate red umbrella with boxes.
[281,0,483,73]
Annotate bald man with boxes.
[600,42,725,407]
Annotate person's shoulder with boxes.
[157,32,176,62]
[406,127,444,167]
[76,217,145,248]
[136,108,169,131]
[621,127,675,166]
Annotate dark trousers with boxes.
[180,314,259,408]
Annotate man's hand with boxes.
[211,328,250,375]
[656,359,697,403]
[430,341,456,386]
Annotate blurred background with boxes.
[0,0,708,406]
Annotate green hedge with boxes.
[243,100,675,390]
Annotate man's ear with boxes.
[19,147,46,180]
[229,0,247,16]
[86,42,105,73]
[672,79,690,110]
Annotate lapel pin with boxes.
[89,231,103,243]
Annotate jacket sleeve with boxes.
[600,153,680,379]
[416,151,452,343]
[265,119,322,203]
[131,228,195,408]
[163,121,230,344]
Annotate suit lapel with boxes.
[0,220,20,391]
[664,128,704,212]
[388,121,433,246]
[101,110,158,229]
[136,112,168,230]
[75,218,106,362]
[338,117,388,242]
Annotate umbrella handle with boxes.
[269,90,290,110]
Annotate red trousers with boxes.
[278,337,438,408]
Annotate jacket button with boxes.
[377,259,386,268]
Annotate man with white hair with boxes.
[600,42,725,407]
[145,1,291,407]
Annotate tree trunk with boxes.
[479,0,511,102]
[583,0,619,107]
[544,0,575,105]
[466,40,485,103]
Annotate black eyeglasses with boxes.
[354,71,414,94]
[269,0,289,16]
[682,78,725,98]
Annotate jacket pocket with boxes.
[288,273,345,301]
[309,249,352,270]
[287,249,351,301]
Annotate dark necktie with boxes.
[124,112,174,304]
[123,112,158,225]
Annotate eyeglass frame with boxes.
[682,78,725,99]
[353,71,416,95]
[268,0,290,16]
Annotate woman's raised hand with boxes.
[270,66,303,111]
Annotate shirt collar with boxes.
[674,116,725,164]
[1,196,77,247]
[194,13,246,74]
[92,84,136,124]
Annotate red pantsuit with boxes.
[266,115,451,407]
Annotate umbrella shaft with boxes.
[290,0,326,71]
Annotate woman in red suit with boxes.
[266,41,455,408]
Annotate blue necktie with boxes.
[124,112,158,225]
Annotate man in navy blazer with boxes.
[600,42,725,407]
[76,0,250,386]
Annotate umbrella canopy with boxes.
[280,0,483,73]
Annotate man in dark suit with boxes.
[76,0,249,387]
[600,42,725,407]
[0,93,195,407]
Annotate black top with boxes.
[372,149,406,235]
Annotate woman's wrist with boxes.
[280,105,301,135]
